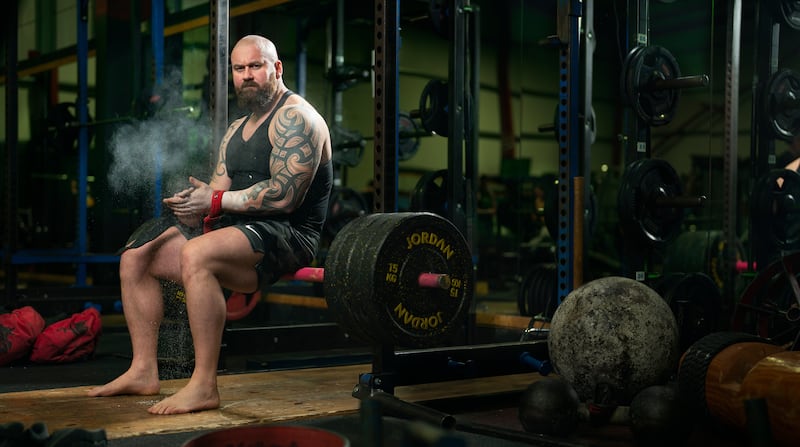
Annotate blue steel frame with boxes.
[9,0,168,286]
[555,0,583,303]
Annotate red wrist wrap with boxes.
[209,190,225,218]
[203,190,225,234]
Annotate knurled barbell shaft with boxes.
[645,74,709,92]
[292,267,451,290]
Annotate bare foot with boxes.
[87,368,160,397]
[147,381,220,415]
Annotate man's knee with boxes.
[179,239,208,278]
[119,248,147,281]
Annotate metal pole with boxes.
[448,0,466,234]
[295,18,307,97]
[723,0,741,311]
[75,0,90,286]
[209,0,229,172]
[555,0,582,302]
[4,0,19,302]
[151,0,165,216]
[372,0,399,213]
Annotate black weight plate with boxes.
[778,0,800,30]
[324,212,474,348]
[330,124,365,167]
[762,68,800,141]
[324,186,370,242]
[398,111,421,161]
[373,213,473,347]
[622,46,681,126]
[419,79,449,136]
[620,46,645,107]
[732,251,800,346]
[322,215,375,343]
[428,0,449,38]
[519,263,558,319]
[751,169,800,248]
[123,215,178,250]
[617,158,685,245]
[409,169,448,216]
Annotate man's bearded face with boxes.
[236,80,276,112]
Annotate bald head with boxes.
[230,35,286,114]
[233,35,279,64]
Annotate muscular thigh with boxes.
[121,226,187,283]
[183,227,263,293]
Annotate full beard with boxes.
[236,83,276,114]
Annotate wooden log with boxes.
[702,342,799,447]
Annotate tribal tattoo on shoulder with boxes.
[245,106,319,213]
[213,119,242,179]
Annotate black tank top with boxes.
[224,91,333,256]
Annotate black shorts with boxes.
[122,214,312,288]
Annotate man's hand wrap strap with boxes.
[203,190,225,234]
[209,190,225,218]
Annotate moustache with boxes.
[240,82,260,89]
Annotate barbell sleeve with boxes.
[290,267,450,289]
[645,74,709,92]
[293,267,325,283]
[418,273,451,289]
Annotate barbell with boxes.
[226,212,474,348]
[290,267,452,289]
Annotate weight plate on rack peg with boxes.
[751,169,800,249]
[617,158,686,245]
[409,169,449,217]
[621,45,682,127]
[777,0,800,30]
[762,68,800,141]
[398,111,421,161]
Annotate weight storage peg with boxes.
[538,104,596,145]
[621,45,709,127]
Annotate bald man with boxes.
[88,35,333,415]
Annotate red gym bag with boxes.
[0,306,46,366]
[30,307,102,363]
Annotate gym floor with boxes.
[0,286,751,447]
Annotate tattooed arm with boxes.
[207,117,244,191]
[223,104,329,215]
[163,117,243,223]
